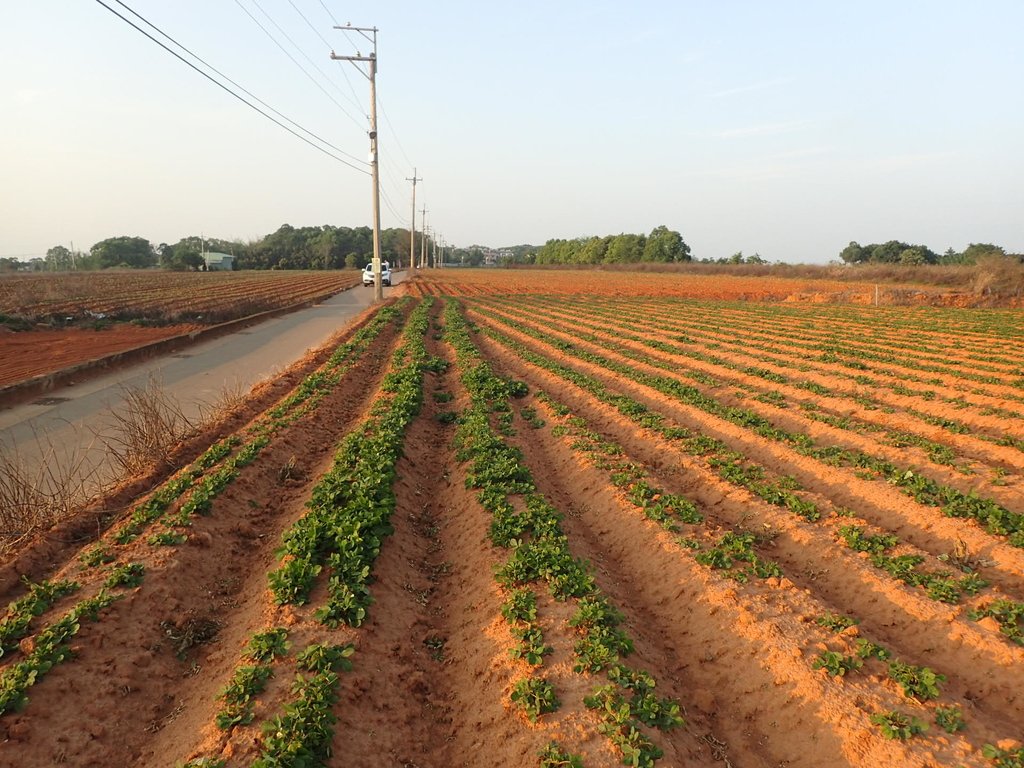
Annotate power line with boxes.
[316,0,340,26]
[108,0,367,168]
[376,177,403,224]
[235,0,366,133]
[296,0,368,120]
[378,98,415,172]
[94,0,369,174]
[261,0,365,118]
[313,1,405,173]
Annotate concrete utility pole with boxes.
[420,207,428,268]
[406,168,421,276]
[332,25,383,302]
[432,234,438,269]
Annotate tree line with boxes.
[2,224,424,273]
[531,226,690,265]
[839,240,1016,265]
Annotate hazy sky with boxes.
[2,1,1022,263]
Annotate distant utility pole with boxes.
[433,234,438,269]
[331,25,383,302]
[406,167,421,276]
[420,207,428,268]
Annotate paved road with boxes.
[0,274,403,500]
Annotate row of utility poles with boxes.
[331,25,446,303]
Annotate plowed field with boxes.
[0,270,361,388]
[1,270,1022,768]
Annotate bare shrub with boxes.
[101,376,197,475]
[972,255,1024,298]
[0,431,99,553]
[194,378,250,425]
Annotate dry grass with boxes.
[100,375,199,476]
[0,428,100,552]
[0,376,251,557]
[517,259,1024,296]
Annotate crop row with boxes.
[526,390,1007,752]
[446,300,685,766]
[1,271,362,325]
[509,297,1005,468]
[508,331,1015,614]
[457,310,1021,763]
[0,301,408,720]
[465,310,1024,732]
[580,297,1024,409]
[494,295,1024,451]
[469,303,1024,551]
[184,299,433,765]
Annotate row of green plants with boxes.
[465,301,1024,765]
[184,302,431,766]
[471,305,1024,549]
[522,348,993,761]
[836,524,990,605]
[534,384,1009,762]
[522,295,1024,443]
[613,296,1024,391]
[648,302,1024,417]
[474,314,1024,660]
[479,318,832,531]
[811,609,1022,764]
[0,577,81,657]
[191,626,356,766]
[0,590,121,715]
[268,298,432,626]
[445,300,682,767]
[489,295,1012,468]
[118,300,408,548]
[1,302,407,725]
[620,296,1024,369]
[536,392,789,585]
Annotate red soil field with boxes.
[407,267,877,300]
[0,270,361,323]
[0,324,200,388]
[1,270,1022,767]
[0,270,360,389]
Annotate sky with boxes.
[2,0,1023,263]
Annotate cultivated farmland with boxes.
[0,270,1022,768]
[0,270,361,325]
[0,270,361,387]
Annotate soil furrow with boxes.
[469,325,1024,733]
[0,309,405,766]
[512,295,1024,475]
[468,307,1024,583]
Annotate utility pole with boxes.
[332,25,383,302]
[432,234,438,269]
[420,207,428,268]
[406,168,421,277]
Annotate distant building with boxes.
[204,252,234,271]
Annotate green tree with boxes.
[839,241,869,263]
[643,225,690,262]
[899,247,927,265]
[89,236,156,269]
[45,245,74,271]
[939,247,966,264]
[963,243,1005,263]
[605,233,645,263]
